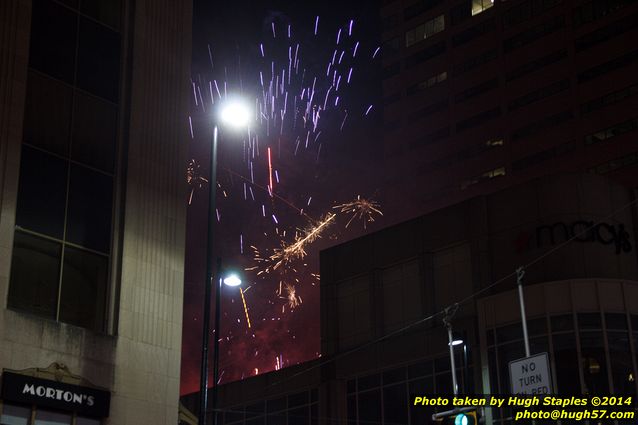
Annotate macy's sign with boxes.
[515,221,632,254]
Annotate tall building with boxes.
[379,0,638,222]
[0,0,191,423]
[182,173,638,425]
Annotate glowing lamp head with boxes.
[223,274,242,287]
[455,414,469,425]
[219,99,252,130]
[449,339,464,346]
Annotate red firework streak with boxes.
[268,147,274,196]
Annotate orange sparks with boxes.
[240,287,251,328]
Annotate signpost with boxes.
[509,352,552,395]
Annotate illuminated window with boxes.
[405,15,445,48]
[461,166,505,189]
[472,0,494,16]
[407,71,447,95]
[584,118,638,145]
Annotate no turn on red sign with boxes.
[509,352,553,395]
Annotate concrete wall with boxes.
[0,0,191,423]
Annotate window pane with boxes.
[76,17,121,102]
[66,164,113,253]
[34,409,72,425]
[607,331,635,394]
[8,232,61,319]
[59,246,108,330]
[288,406,308,425]
[358,390,381,425]
[81,0,122,29]
[23,72,72,156]
[15,146,67,238]
[72,91,117,172]
[0,403,30,425]
[552,333,580,394]
[383,383,407,424]
[29,0,77,83]
[580,331,609,394]
[346,395,356,425]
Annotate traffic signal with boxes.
[452,411,477,425]
[433,408,479,424]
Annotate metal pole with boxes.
[462,342,468,393]
[516,267,531,358]
[212,257,222,425]
[443,305,459,395]
[199,126,219,425]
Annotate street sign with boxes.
[509,352,552,395]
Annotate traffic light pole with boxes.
[443,305,459,395]
[516,267,531,358]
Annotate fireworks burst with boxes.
[284,283,302,309]
[186,159,208,205]
[185,14,383,386]
[270,213,336,270]
[333,195,383,229]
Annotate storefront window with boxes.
[607,330,635,394]
[579,330,609,394]
[0,403,30,425]
[551,332,580,394]
[34,410,71,425]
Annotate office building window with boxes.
[505,49,567,82]
[8,0,121,331]
[404,0,445,21]
[581,83,638,115]
[453,48,498,76]
[584,118,638,145]
[452,18,496,47]
[408,99,448,121]
[472,0,494,16]
[456,107,501,132]
[454,78,499,103]
[406,71,447,96]
[588,151,638,175]
[427,138,504,171]
[504,15,565,52]
[502,0,562,28]
[578,49,638,83]
[511,110,572,141]
[507,79,570,111]
[461,166,505,189]
[512,141,577,171]
[405,15,445,48]
[575,12,638,52]
[409,126,450,149]
[405,41,446,68]
[573,0,632,28]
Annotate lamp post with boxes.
[199,99,251,425]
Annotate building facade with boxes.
[186,174,638,425]
[0,0,191,423]
[379,0,638,223]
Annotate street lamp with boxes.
[199,99,251,425]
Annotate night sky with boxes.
[181,0,384,394]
